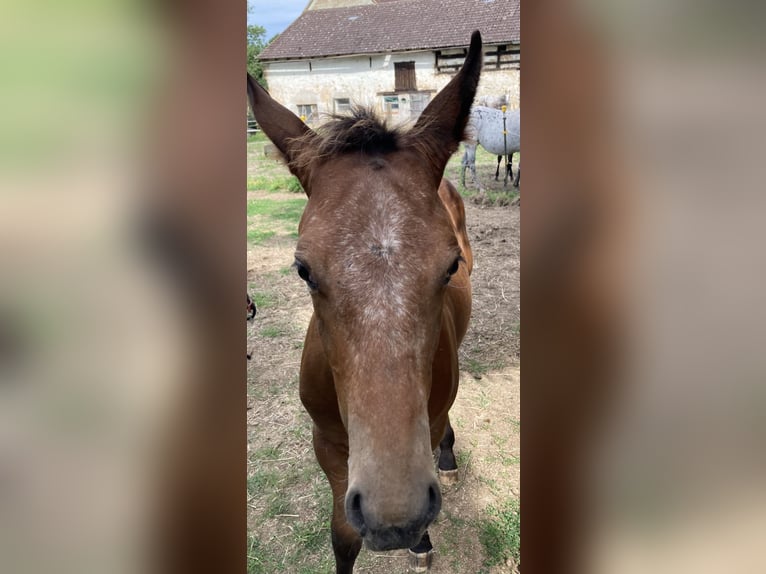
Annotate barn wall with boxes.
[263,48,519,126]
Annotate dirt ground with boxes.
[247,145,519,573]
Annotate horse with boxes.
[476,94,508,109]
[461,106,520,190]
[247,30,483,574]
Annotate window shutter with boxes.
[394,62,416,91]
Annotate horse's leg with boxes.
[406,418,458,572]
[470,152,482,191]
[495,155,501,180]
[460,150,467,187]
[513,165,520,188]
[408,530,434,572]
[464,144,482,191]
[437,418,459,485]
[472,160,482,191]
[312,427,362,574]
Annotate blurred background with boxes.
[523,1,766,573]
[0,1,245,573]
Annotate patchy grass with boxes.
[247,229,276,245]
[246,468,336,574]
[247,469,280,498]
[249,291,278,310]
[247,132,268,144]
[247,197,306,223]
[464,357,505,377]
[444,147,520,206]
[478,498,521,572]
[248,174,303,193]
[464,358,488,377]
[250,445,282,461]
[246,193,306,247]
[260,325,289,338]
[456,448,473,473]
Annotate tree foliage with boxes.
[247,24,267,88]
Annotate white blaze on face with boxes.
[336,189,424,351]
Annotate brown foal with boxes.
[248,30,482,574]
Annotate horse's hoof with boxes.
[438,468,459,486]
[408,549,434,572]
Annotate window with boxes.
[334,98,351,114]
[296,104,317,123]
[382,95,400,117]
[394,61,416,92]
[409,93,430,118]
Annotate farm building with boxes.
[258,0,520,125]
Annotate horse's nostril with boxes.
[425,482,442,523]
[345,490,367,536]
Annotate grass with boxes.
[247,174,303,193]
[247,197,306,222]
[265,496,291,518]
[477,389,491,409]
[250,445,282,461]
[456,449,473,473]
[250,291,278,310]
[260,325,289,338]
[292,514,330,551]
[246,196,306,246]
[439,510,471,571]
[478,499,521,572]
[468,186,520,206]
[444,147,520,206]
[246,535,267,574]
[464,358,488,377]
[247,469,280,497]
[247,132,268,144]
[246,475,335,573]
[464,355,507,378]
[247,229,276,245]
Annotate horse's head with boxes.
[248,31,482,550]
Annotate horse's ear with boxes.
[247,74,315,194]
[411,31,483,183]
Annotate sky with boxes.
[247,0,308,41]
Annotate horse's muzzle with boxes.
[345,480,442,550]
[362,521,432,551]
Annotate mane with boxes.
[318,107,402,155]
[288,107,445,172]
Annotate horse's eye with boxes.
[295,260,318,290]
[444,256,463,284]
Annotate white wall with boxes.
[263,47,520,126]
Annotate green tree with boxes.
[247,24,267,88]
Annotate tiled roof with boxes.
[260,0,520,61]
